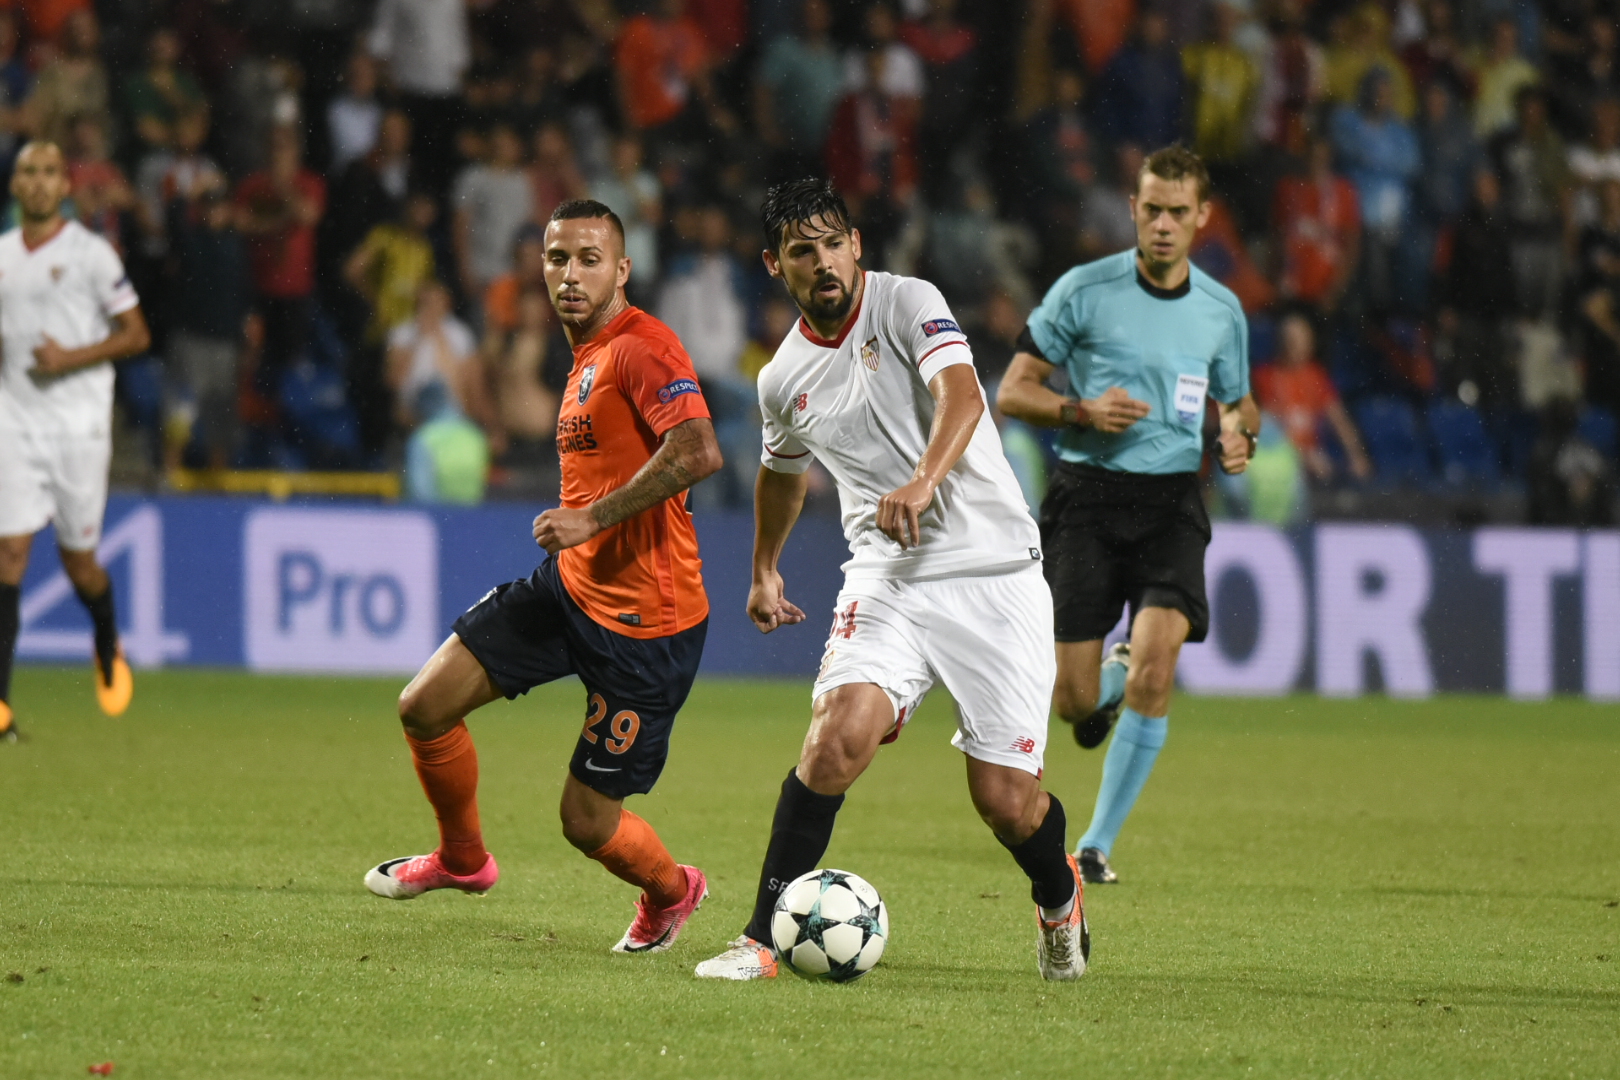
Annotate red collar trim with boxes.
[23,219,66,253]
[796,272,865,349]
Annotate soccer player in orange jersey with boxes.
[364,199,724,955]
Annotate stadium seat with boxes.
[1578,406,1618,459]
[280,359,362,470]
[1351,396,1432,487]
[1427,399,1500,487]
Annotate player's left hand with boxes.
[1217,429,1251,475]
[31,335,76,377]
[876,478,933,550]
[533,508,602,554]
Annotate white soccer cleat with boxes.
[1037,854,1091,981]
[693,935,779,980]
[363,851,499,899]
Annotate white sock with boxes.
[1040,893,1075,923]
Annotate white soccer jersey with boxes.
[0,220,140,436]
[759,271,1041,581]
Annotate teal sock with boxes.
[1098,656,1127,711]
[1077,708,1168,857]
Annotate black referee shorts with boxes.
[451,558,708,799]
[1038,461,1212,644]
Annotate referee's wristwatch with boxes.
[1239,427,1258,459]
[1059,400,1090,427]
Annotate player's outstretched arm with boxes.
[31,307,151,377]
[748,466,809,633]
[996,351,1149,434]
[877,364,984,550]
[532,417,722,553]
[1216,394,1261,475]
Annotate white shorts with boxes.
[0,425,111,550]
[811,563,1057,775]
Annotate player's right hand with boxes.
[747,572,805,634]
[1082,386,1151,433]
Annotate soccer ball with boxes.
[771,869,889,982]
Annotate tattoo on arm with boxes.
[588,419,713,529]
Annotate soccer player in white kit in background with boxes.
[694,179,1089,982]
[0,142,152,742]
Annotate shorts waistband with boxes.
[1055,461,1199,487]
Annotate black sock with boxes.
[1000,794,1075,909]
[75,584,119,685]
[742,768,845,944]
[0,583,18,704]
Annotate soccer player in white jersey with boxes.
[0,142,152,742]
[694,179,1089,983]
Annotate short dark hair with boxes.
[1138,144,1211,203]
[760,178,852,251]
[549,198,626,248]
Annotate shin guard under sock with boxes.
[0,583,18,704]
[1000,794,1075,910]
[74,584,119,685]
[742,768,845,944]
[405,721,487,876]
[587,809,686,908]
[1078,709,1168,856]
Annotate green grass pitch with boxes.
[2,668,1617,1079]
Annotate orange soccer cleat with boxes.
[93,647,133,718]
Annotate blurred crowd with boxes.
[8,0,1615,521]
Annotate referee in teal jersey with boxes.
[997,146,1260,886]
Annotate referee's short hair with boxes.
[1138,145,1211,204]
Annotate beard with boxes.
[800,272,854,324]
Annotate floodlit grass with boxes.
[2,668,1618,1078]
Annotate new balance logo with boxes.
[793,392,808,413]
[1009,737,1036,754]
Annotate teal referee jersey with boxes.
[1026,249,1249,475]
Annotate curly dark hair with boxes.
[760,178,852,252]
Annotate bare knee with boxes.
[1125,659,1175,716]
[57,548,107,595]
[798,686,889,795]
[976,785,1045,843]
[968,761,1045,842]
[397,681,457,740]
[1052,677,1098,725]
[0,537,30,586]
[798,725,872,794]
[558,777,621,852]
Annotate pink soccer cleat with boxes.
[611,865,708,954]
[363,851,499,899]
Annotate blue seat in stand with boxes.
[1351,396,1431,487]
[1428,399,1500,486]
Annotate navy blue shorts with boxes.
[451,558,708,799]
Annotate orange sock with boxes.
[405,721,487,876]
[587,809,686,908]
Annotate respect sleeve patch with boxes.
[657,378,702,403]
[921,318,962,337]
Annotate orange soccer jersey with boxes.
[555,307,711,639]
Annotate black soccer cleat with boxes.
[1072,705,1119,749]
[1078,847,1118,885]
[1073,642,1130,749]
